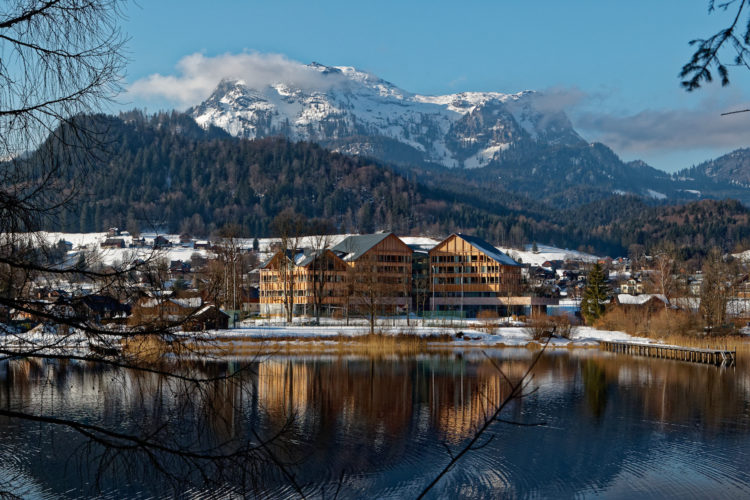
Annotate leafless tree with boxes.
[413,272,430,323]
[0,2,303,495]
[649,245,677,302]
[352,253,381,334]
[271,210,306,323]
[700,247,740,333]
[213,224,247,324]
[307,218,335,324]
[349,251,403,335]
[0,0,126,236]
[628,243,646,271]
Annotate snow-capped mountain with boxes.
[190,62,585,168]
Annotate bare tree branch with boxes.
[417,342,550,499]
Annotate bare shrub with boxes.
[548,315,577,339]
[596,305,704,338]
[524,314,555,341]
[649,308,703,337]
[594,306,649,336]
[476,309,499,334]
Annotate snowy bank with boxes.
[195,324,644,349]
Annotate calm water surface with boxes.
[1,349,749,498]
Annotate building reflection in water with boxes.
[0,350,749,497]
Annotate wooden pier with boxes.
[600,341,736,367]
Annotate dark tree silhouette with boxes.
[581,263,610,325]
[0,3,301,496]
[681,0,750,90]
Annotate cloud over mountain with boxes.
[574,97,750,154]
[127,52,344,107]
[126,51,750,172]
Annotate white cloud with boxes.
[533,86,589,113]
[126,52,342,108]
[574,97,750,154]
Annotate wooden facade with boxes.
[259,232,534,319]
[428,234,522,316]
[260,249,349,316]
[259,233,412,317]
[343,233,412,316]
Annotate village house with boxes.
[153,235,171,248]
[182,304,230,331]
[76,294,131,323]
[613,293,670,312]
[101,238,125,249]
[620,278,645,295]
[129,296,205,327]
[169,260,192,275]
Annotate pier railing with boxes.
[600,340,736,367]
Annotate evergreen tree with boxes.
[581,263,610,324]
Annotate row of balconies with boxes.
[431,266,504,274]
[431,253,496,263]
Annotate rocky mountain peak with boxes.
[189,62,585,168]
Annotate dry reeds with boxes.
[592,305,750,359]
[332,332,434,355]
[595,307,701,338]
[657,333,750,357]
[121,334,190,364]
[201,331,457,357]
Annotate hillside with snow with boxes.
[38,232,444,268]
[187,61,721,205]
[190,62,584,169]
[498,244,599,267]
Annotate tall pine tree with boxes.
[581,263,610,324]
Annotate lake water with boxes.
[1,348,749,498]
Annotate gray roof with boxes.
[455,233,520,266]
[262,248,341,269]
[294,248,333,267]
[332,232,395,262]
[260,249,296,270]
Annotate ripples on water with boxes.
[0,350,749,498]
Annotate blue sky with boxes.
[120,1,750,172]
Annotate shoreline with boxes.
[179,325,638,357]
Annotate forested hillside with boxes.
[27,112,750,257]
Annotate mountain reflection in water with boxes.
[0,349,749,498]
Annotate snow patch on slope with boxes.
[190,63,584,168]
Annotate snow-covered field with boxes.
[497,243,599,267]
[36,231,384,266]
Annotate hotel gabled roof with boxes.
[332,232,394,262]
[454,233,520,266]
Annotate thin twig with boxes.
[416,339,551,499]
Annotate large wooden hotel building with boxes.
[260,232,548,318]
